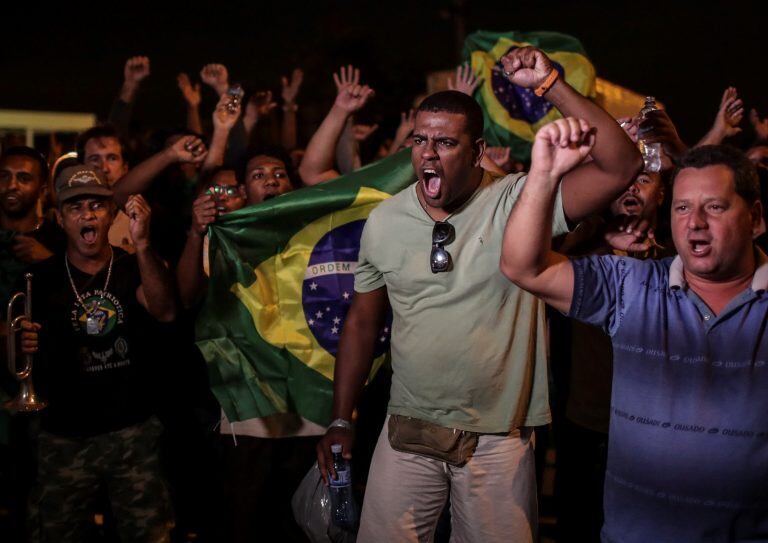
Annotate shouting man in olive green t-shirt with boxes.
[316,46,642,542]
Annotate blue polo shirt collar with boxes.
[668,247,768,293]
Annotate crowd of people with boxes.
[1,43,767,543]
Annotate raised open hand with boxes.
[447,63,482,96]
[177,73,202,108]
[333,65,374,113]
[281,68,304,105]
[716,87,744,138]
[250,91,278,117]
[334,65,360,91]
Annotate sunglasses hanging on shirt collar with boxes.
[430,221,455,273]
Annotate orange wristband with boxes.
[534,69,559,97]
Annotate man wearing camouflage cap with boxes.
[18,165,177,542]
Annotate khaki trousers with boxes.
[358,418,537,542]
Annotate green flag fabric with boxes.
[463,30,597,160]
[196,150,415,426]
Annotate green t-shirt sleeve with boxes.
[354,213,385,293]
[500,173,570,237]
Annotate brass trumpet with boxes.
[5,273,46,412]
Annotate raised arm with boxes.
[388,109,415,155]
[280,68,303,150]
[502,47,642,222]
[119,56,151,103]
[299,65,374,186]
[315,286,388,483]
[176,192,217,308]
[128,195,177,322]
[203,94,242,173]
[111,136,207,208]
[500,118,593,313]
[242,91,277,139]
[336,119,378,174]
[177,73,204,135]
[335,119,361,175]
[109,56,150,133]
[697,87,744,146]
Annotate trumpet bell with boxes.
[4,380,47,413]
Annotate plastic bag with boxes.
[292,462,357,543]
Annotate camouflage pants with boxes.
[28,417,172,543]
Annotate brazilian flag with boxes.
[196,151,415,425]
[463,30,596,160]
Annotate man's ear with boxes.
[238,185,246,199]
[55,208,63,228]
[473,138,486,167]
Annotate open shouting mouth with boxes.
[688,238,712,257]
[80,226,98,245]
[421,168,442,199]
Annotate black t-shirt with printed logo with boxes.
[23,248,158,437]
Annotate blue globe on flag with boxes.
[302,220,391,357]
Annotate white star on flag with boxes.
[316,310,323,319]
[342,292,350,300]
[308,319,315,326]
[309,282,318,291]
[333,317,341,325]
[331,326,339,334]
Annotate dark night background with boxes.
[0,0,765,148]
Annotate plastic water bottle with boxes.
[226,83,244,113]
[329,443,359,530]
[639,96,662,173]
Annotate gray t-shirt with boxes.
[355,171,569,433]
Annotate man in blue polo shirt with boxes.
[500,117,767,542]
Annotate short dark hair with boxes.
[0,146,50,184]
[201,166,241,188]
[416,90,485,141]
[239,145,298,189]
[76,125,129,165]
[673,145,760,204]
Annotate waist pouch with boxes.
[387,414,478,466]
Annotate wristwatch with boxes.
[328,418,352,431]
